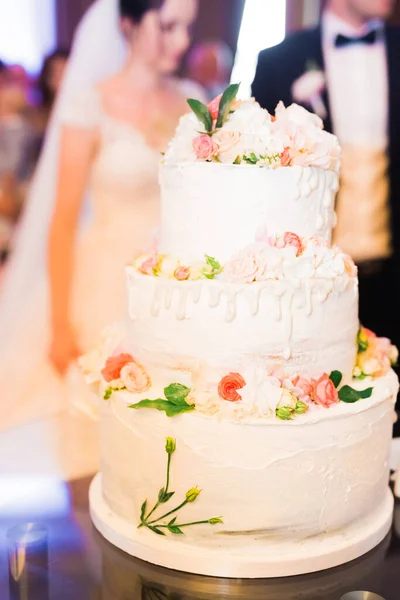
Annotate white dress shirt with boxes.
[322,11,391,262]
[323,11,388,148]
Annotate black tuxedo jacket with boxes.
[252,25,400,257]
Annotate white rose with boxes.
[277,389,297,409]
[164,113,198,163]
[224,99,272,135]
[240,368,283,417]
[275,101,324,130]
[159,256,181,278]
[213,130,242,164]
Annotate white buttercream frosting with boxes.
[126,269,359,381]
[159,164,339,264]
[99,371,397,549]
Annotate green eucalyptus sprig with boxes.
[138,438,223,536]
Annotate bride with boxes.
[0,0,202,430]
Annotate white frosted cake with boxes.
[86,85,399,578]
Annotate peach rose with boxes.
[213,130,241,153]
[102,353,135,383]
[280,147,292,167]
[343,254,357,277]
[120,362,151,394]
[218,372,246,402]
[139,255,158,275]
[192,134,219,161]
[292,375,313,401]
[174,266,190,281]
[307,235,326,248]
[312,374,339,408]
[208,94,222,121]
[224,244,268,283]
[274,232,304,256]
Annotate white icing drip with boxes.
[165,286,173,310]
[191,285,202,304]
[225,289,239,323]
[304,281,313,316]
[209,287,222,308]
[248,288,262,316]
[151,285,163,317]
[177,289,188,320]
[282,290,295,360]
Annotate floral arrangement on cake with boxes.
[99,355,379,422]
[213,365,372,421]
[353,327,398,379]
[133,233,356,283]
[163,83,340,171]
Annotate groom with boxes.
[252,0,400,348]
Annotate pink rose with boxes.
[224,244,268,283]
[218,372,246,402]
[212,130,241,156]
[292,375,313,401]
[139,255,158,275]
[208,94,222,121]
[307,236,325,248]
[102,353,135,383]
[312,374,339,408]
[174,266,190,281]
[192,134,219,161]
[120,362,151,393]
[280,147,292,167]
[274,232,304,256]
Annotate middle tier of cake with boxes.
[127,268,358,381]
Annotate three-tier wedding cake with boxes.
[86,85,399,578]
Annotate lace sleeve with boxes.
[59,87,102,129]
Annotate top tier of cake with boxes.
[160,89,341,263]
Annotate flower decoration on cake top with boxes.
[354,326,398,379]
[133,233,356,283]
[163,83,341,172]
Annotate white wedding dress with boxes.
[0,87,166,431]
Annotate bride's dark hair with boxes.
[119,0,164,23]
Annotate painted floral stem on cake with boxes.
[138,437,223,536]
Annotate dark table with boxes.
[0,476,399,600]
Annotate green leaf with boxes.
[140,500,147,522]
[339,385,374,403]
[168,525,184,535]
[205,255,222,273]
[164,383,191,405]
[216,83,240,128]
[104,387,113,400]
[165,403,195,417]
[129,399,194,418]
[158,490,175,504]
[329,370,343,389]
[242,153,259,165]
[187,98,213,132]
[233,156,241,165]
[147,525,166,536]
[168,517,177,526]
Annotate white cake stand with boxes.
[89,473,394,579]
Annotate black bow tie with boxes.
[335,29,378,48]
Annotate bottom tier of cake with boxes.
[94,371,398,577]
